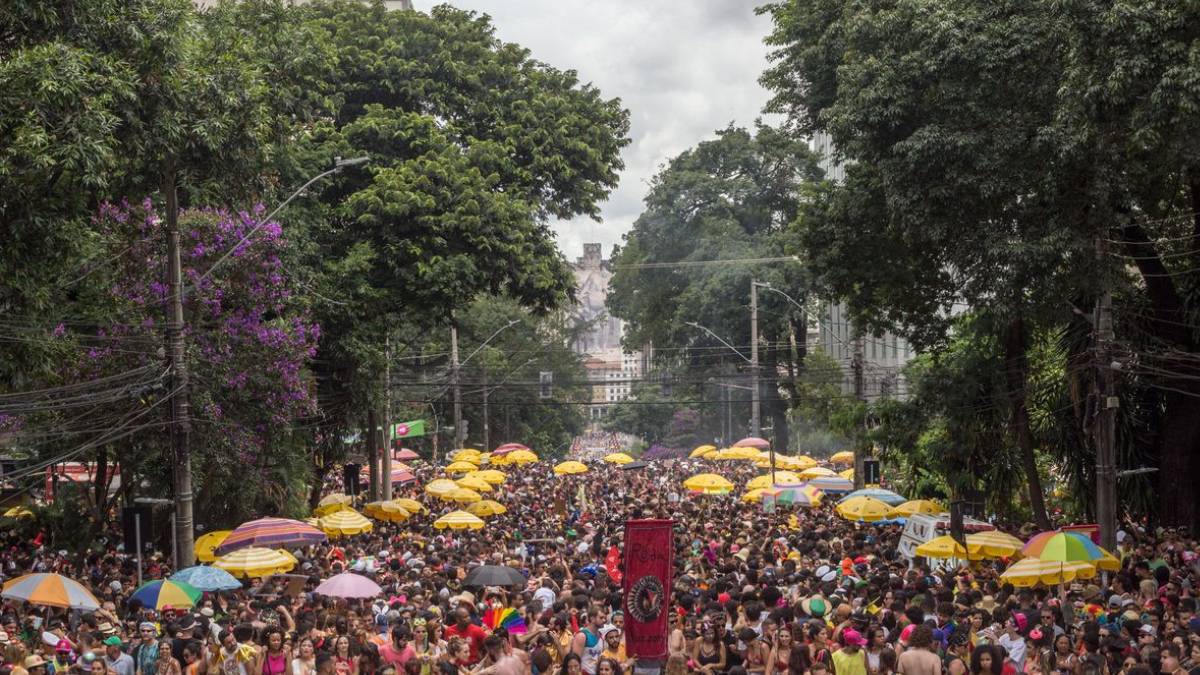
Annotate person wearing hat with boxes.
[831,629,868,675]
[102,637,133,675]
[131,623,158,675]
[997,614,1027,671]
[25,655,49,675]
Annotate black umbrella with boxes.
[619,461,648,470]
[463,564,526,587]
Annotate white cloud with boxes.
[412,0,777,261]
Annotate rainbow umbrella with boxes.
[1023,531,1103,563]
[131,579,202,610]
[2,573,100,610]
[765,484,822,507]
[216,517,326,555]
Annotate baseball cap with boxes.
[842,629,867,647]
[103,636,123,647]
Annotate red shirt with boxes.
[378,642,415,670]
[444,623,488,663]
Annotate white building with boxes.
[813,131,914,399]
[570,244,648,422]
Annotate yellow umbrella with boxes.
[194,530,232,563]
[746,471,804,490]
[603,453,634,465]
[965,531,1024,558]
[450,449,482,462]
[830,451,855,465]
[363,501,412,522]
[465,500,508,517]
[466,470,506,485]
[213,547,295,578]
[320,509,374,536]
[505,450,539,465]
[789,455,819,470]
[741,488,769,503]
[445,461,478,473]
[1095,547,1121,572]
[315,493,353,515]
[799,467,837,479]
[836,496,893,522]
[715,447,759,461]
[276,549,299,566]
[682,473,734,494]
[839,468,855,480]
[553,461,588,475]
[425,479,459,496]
[3,506,34,519]
[455,476,493,492]
[444,488,482,503]
[890,499,943,518]
[915,535,972,559]
[433,510,486,530]
[1000,558,1097,587]
[690,445,717,458]
[394,498,426,514]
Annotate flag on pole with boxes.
[390,420,426,439]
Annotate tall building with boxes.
[813,131,914,399]
[570,244,648,423]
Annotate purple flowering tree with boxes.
[86,199,319,523]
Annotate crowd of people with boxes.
[0,458,1197,675]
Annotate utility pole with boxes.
[482,366,490,453]
[164,166,195,568]
[451,324,463,450]
[750,279,761,438]
[381,335,392,501]
[852,334,866,490]
[366,409,378,501]
[1094,236,1118,551]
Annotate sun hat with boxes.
[24,655,48,669]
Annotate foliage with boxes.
[601,382,679,445]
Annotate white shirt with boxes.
[998,633,1026,669]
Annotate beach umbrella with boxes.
[682,473,734,494]
[444,488,482,504]
[466,500,508,517]
[455,476,493,492]
[841,488,907,507]
[394,498,426,514]
[3,506,34,519]
[463,565,526,587]
[1,573,100,610]
[603,453,634,465]
[1000,558,1097,587]
[451,449,482,461]
[765,484,823,507]
[445,461,478,474]
[320,509,374,537]
[433,510,486,530]
[492,443,529,456]
[734,437,770,450]
[314,494,353,516]
[839,468,855,480]
[714,447,760,461]
[618,461,648,470]
[1096,548,1121,572]
[425,479,459,496]
[746,472,804,490]
[807,476,854,493]
[466,470,507,485]
[829,451,855,465]
[194,530,232,563]
[690,445,717,458]
[216,517,326,555]
[553,461,588,475]
[799,467,837,479]
[1023,531,1103,563]
[504,450,539,465]
[131,579,201,610]
[889,500,943,518]
[915,535,972,559]
[171,566,242,592]
[393,448,420,461]
[836,496,893,522]
[389,469,416,485]
[966,531,1025,558]
[780,455,819,470]
[314,572,382,599]
[742,488,770,503]
[363,501,412,522]
[213,547,296,578]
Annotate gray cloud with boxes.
[413,0,776,260]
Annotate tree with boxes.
[602,383,681,446]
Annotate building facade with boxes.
[813,131,914,399]
[570,244,648,422]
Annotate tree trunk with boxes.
[1003,315,1051,529]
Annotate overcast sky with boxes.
[412,0,777,262]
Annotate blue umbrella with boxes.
[171,565,242,592]
[839,488,907,506]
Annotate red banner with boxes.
[623,519,674,659]
[605,545,622,584]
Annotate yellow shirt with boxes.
[832,648,868,675]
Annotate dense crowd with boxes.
[0,459,1197,675]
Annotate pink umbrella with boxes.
[492,443,529,456]
[389,470,415,484]
[735,437,770,450]
[314,572,382,599]
[393,449,419,461]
